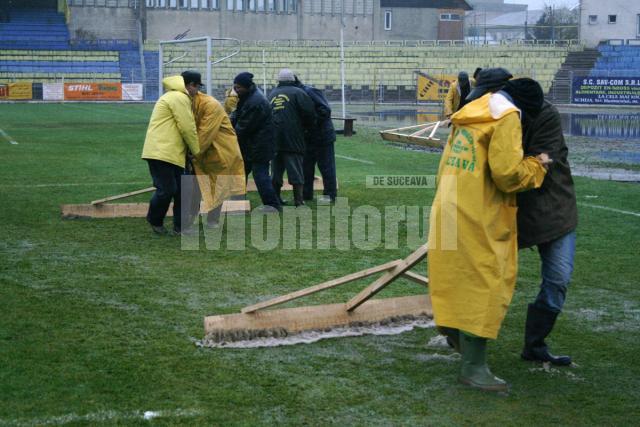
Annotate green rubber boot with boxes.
[437,326,461,353]
[458,332,509,392]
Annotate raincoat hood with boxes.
[452,92,519,126]
[162,75,189,95]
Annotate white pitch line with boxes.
[0,128,18,145]
[335,154,375,164]
[578,202,640,218]
[1,408,203,426]
[0,181,150,189]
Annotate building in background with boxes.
[579,0,640,47]
[65,0,472,42]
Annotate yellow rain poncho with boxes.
[141,76,199,168]
[428,92,547,339]
[191,92,246,211]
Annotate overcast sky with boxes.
[505,0,578,11]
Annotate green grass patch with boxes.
[0,103,638,425]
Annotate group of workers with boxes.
[141,67,338,234]
[140,64,577,393]
[431,67,577,392]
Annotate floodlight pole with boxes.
[206,37,212,96]
[340,4,346,119]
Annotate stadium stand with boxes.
[591,44,640,77]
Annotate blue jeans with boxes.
[245,160,281,209]
[534,230,576,313]
[303,142,337,200]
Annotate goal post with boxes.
[158,37,241,100]
[159,37,212,99]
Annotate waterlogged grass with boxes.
[0,103,639,425]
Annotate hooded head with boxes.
[502,78,545,119]
[465,67,513,103]
[162,75,188,94]
[278,68,295,82]
[233,72,254,98]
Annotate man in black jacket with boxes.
[231,72,281,211]
[269,69,316,206]
[503,78,578,366]
[295,76,338,202]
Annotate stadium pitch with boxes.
[0,103,639,425]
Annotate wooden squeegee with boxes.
[203,245,432,343]
[379,121,448,148]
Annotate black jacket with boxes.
[300,84,336,147]
[232,85,275,163]
[517,102,578,248]
[268,82,316,154]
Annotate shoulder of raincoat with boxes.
[191,92,246,210]
[301,84,336,146]
[223,88,239,115]
[269,82,316,154]
[427,92,547,340]
[517,101,577,248]
[141,75,199,168]
[444,80,460,117]
[233,85,275,163]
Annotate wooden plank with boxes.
[379,131,443,148]
[61,200,250,219]
[205,294,432,335]
[91,187,155,205]
[402,271,429,287]
[345,244,429,312]
[382,121,438,133]
[241,259,402,314]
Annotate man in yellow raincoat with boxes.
[182,71,246,228]
[141,75,200,235]
[428,68,551,392]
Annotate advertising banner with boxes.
[64,83,122,100]
[8,82,33,100]
[43,83,64,101]
[122,83,144,101]
[417,73,456,102]
[572,77,640,105]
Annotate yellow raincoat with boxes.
[444,78,475,117]
[141,76,199,168]
[428,92,547,339]
[191,92,246,211]
[223,88,239,115]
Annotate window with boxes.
[384,10,391,30]
[180,0,188,7]
[211,0,218,8]
[191,0,198,7]
[588,14,597,24]
[440,13,461,21]
[236,0,244,10]
[608,15,617,24]
[249,0,255,10]
[257,0,264,11]
[169,0,177,7]
[227,0,233,9]
[268,0,275,11]
[638,14,640,37]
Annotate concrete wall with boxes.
[580,0,640,47]
[374,7,438,40]
[68,6,137,40]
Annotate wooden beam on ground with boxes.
[345,244,429,312]
[241,259,402,314]
[91,187,155,205]
[402,271,429,287]
[205,294,432,335]
[61,200,250,219]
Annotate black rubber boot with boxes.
[293,184,305,207]
[521,303,572,366]
[437,326,460,353]
[274,186,287,206]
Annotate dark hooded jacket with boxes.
[268,82,316,154]
[517,101,578,248]
[232,84,275,163]
[299,83,336,146]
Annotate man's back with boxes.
[269,82,315,154]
